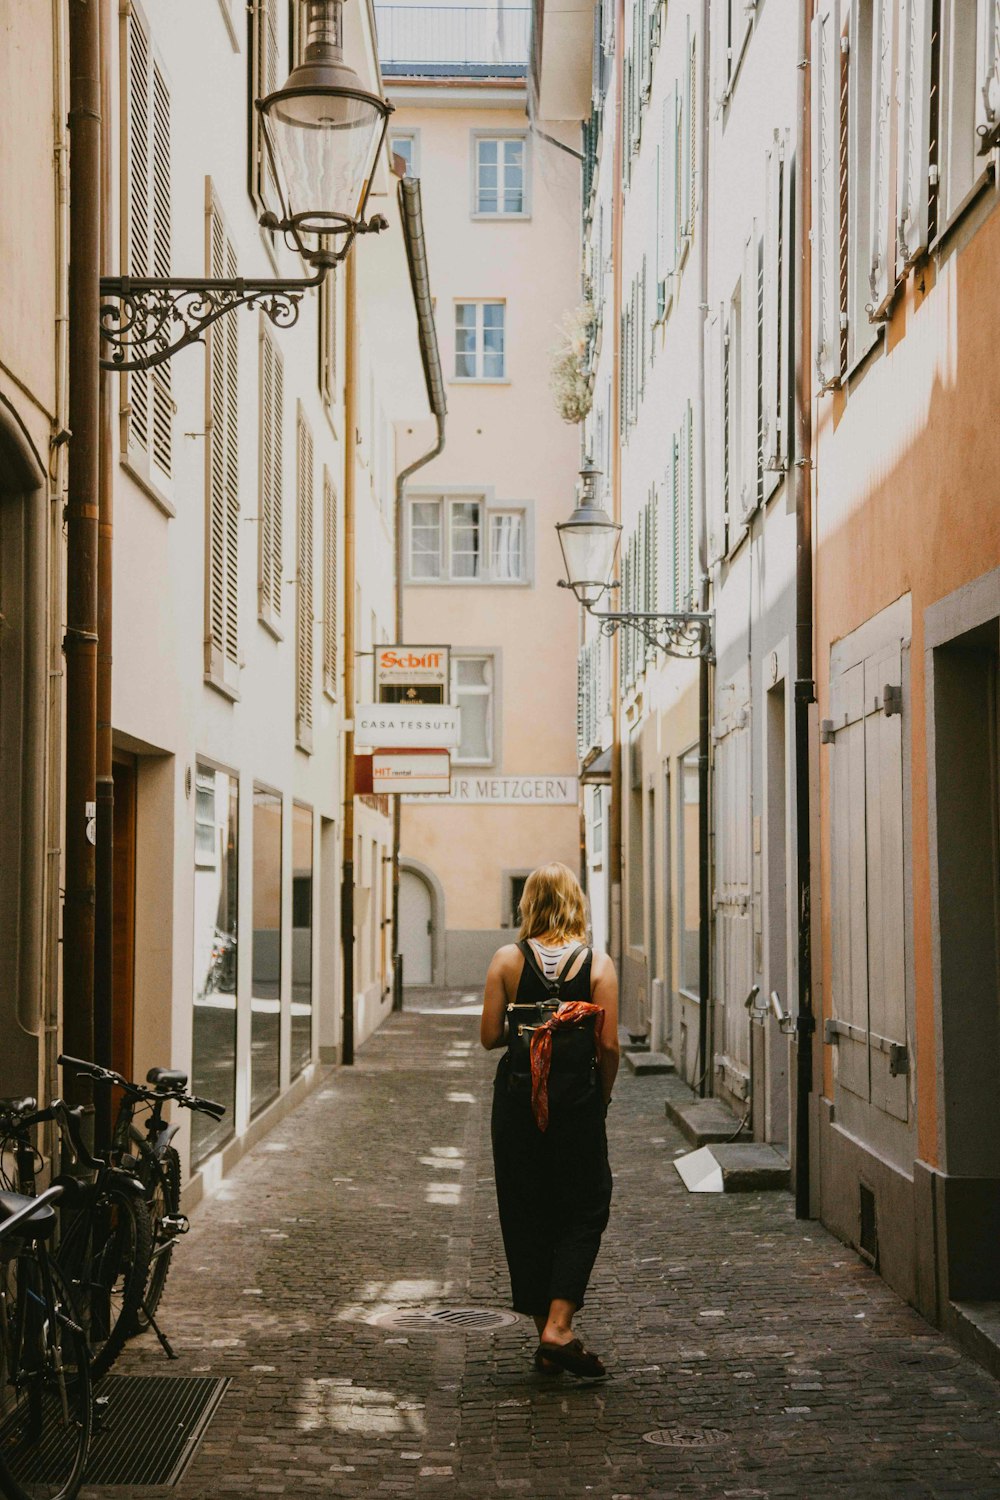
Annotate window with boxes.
[251,786,282,1118]
[391,131,418,177]
[451,654,494,764]
[191,765,238,1165]
[322,468,338,698]
[474,135,527,215]
[506,872,530,926]
[454,301,505,380]
[295,409,315,750]
[259,324,283,630]
[407,496,528,583]
[122,5,172,494]
[206,191,240,696]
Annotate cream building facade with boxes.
[380,3,584,988]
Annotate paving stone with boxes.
[80,991,1000,1499]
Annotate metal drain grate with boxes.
[374,1307,520,1332]
[83,1374,230,1486]
[643,1425,730,1448]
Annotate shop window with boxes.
[191,765,238,1166]
[251,787,282,1118]
[291,804,313,1079]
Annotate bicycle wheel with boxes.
[0,1249,92,1500]
[57,1181,152,1379]
[127,1132,181,1329]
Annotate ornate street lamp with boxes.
[556,459,713,661]
[99,0,392,372]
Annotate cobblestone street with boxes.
[89,1000,1000,1500]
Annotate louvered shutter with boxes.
[868,0,894,317]
[206,194,240,692]
[659,87,677,291]
[123,9,172,489]
[685,402,696,607]
[897,0,932,267]
[680,20,696,247]
[259,326,284,624]
[704,309,727,565]
[811,0,843,388]
[323,468,338,697]
[670,432,682,611]
[761,132,783,473]
[296,411,315,750]
[740,224,759,524]
[975,0,1000,151]
[639,255,647,396]
[709,0,727,114]
[251,0,281,210]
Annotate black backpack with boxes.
[505,941,599,1105]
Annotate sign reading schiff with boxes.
[376,644,450,704]
[404,775,578,805]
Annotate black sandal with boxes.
[533,1348,564,1376]
[535,1338,606,1379]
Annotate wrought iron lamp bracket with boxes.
[591,610,714,662]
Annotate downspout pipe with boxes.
[341,247,359,1067]
[63,0,102,1108]
[392,174,446,1008]
[793,0,816,1218]
[697,0,711,1098]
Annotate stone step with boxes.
[948,1302,1000,1382]
[665,1095,750,1147]
[710,1142,790,1192]
[624,1050,675,1077]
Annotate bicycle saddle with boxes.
[0,1096,37,1115]
[147,1067,188,1091]
[0,1191,56,1239]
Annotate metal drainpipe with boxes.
[793,0,817,1218]
[94,0,115,1148]
[697,0,712,1098]
[62,0,102,1108]
[609,0,625,975]
[341,247,359,1067]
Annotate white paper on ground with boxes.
[673,1146,724,1193]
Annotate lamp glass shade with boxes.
[262,85,387,236]
[556,505,621,600]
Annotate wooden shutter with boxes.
[259,325,284,624]
[761,131,785,475]
[250,0,281,210]
[704,309,727,565]
[322,468,338,697]
[811,0,843,388]
[976,0,1000,150]
[206,191,240,693]
[659,87,677,291]
[897,0,932,267]
[740,224,759,523]
[680,20,696,248]
[296,410,315,750]
[123,6,172,489]
[684,401,696,607]
[868,0,895,318]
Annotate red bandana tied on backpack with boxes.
[529,1003,605,1132]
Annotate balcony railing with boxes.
[375,5,531,76]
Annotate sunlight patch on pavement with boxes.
[426,1182,462,1205]
[447,1092,477,1103]
[336,1277,450,1324]
[297,1379,426,1438]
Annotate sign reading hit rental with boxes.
[355,704,461,749]
[376,644,450,704]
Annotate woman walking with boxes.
[481,862,619,1378]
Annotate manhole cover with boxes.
[642,1425,730,1448]
[374,1307,520,1332]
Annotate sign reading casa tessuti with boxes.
[355,704,461,749]
[375,644,450,705]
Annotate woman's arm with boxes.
[481,947,514,1050]
[592,951,620,1105]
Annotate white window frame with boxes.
[451,652,497,766]
[405,492,532,585]
[453,300,507,381]
[391,129,420,178]
[471,131,530,218]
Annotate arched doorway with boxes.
[399,866,434,985]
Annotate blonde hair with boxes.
[518,863,588,944]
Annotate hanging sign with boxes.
[372,750,451,795]
[404,774,579,805]
[355,703,461,749]
[376,644,450,704]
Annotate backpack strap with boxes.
[518,940,590,999]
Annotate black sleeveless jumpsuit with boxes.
[490,949,614,1317]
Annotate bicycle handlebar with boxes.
[57,1054,226,1120]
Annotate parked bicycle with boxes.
[0,1179,92,1500]
[0,1095,149,1380]
[56,1058,225,1359]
